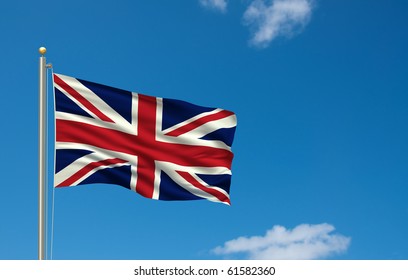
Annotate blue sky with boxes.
[0,0,407,260]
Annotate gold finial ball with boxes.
[39,47,47,55]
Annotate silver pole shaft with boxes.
[38,48,47,260]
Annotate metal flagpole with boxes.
[38,46,47,260]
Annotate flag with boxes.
[53,74,237,205]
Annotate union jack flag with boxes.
[53,74,237,205]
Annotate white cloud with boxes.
[243,0,314,48]
[199,0,228,13]
[213,223,351,259]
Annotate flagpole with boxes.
[38,47,47,260]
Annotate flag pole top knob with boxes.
[39,47,47,56]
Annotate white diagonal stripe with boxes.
[54,152,130,186]
[176,114,237,139]
[55,74,130,128]
[158,161,230,204]
[161,108,223,135]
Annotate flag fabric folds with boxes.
[53,74,237,205]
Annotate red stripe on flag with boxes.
[134,94,157,198]
[56,158,128,187]
[56,119,233,168]
[165,110,234,137]
[177,171,231,205]
[54,74,114,123]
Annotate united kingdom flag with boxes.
[53,74,237,205]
